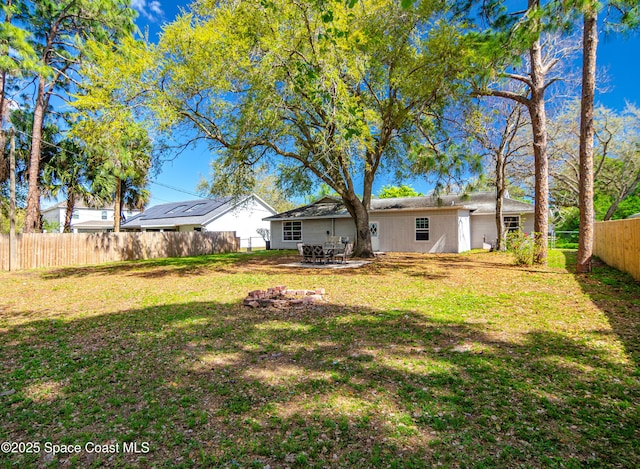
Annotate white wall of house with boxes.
[269,218,357,249]
[205,197,274,248]
[42,206,140,233]
[374,209,462,253]
[470,213,535,249]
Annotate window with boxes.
[504,216,520,233]
[283,221,302,241]
[101,210,108,220]
[415,217,429,241]
[369,222,378,238]
[72,212,79,220]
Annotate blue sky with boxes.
[132,0,640,206]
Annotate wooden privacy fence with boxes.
[0,231,240,271]
[594,218,640,282]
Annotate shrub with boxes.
[506,230,536,266]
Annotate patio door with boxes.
[369,221,379,251]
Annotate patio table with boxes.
[300,243,345,264]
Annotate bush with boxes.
[506,230,536,266]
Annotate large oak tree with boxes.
[89,0,477,256]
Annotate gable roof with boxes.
[264,192,534,221]
[42,201,114,213]
[42,200,142,213]
[122,195,276,229]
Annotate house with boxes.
[41,201,142,233]
[121,194,277,249]
[265,192,535,253]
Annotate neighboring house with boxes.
[265,192,535,253]
[628,213,640,219]
[121,195,277,249]
[41,201,141,233]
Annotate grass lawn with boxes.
[1,249,639,468]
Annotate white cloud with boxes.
[131,0,164,22]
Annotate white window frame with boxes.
[504,215,520,233]
[282,221,302,242]
[101,210,108,220]
[415,217,430,241]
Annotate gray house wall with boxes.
[470,213,535,249]
[373,209,462,253]
[270,218,357,249]
[270,208,535,253]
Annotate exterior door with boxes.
[369,221,379,251]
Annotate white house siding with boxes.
[269,218,357,249]
[42,206,138,233]
[205,198,274,248]
[470,213,535,249]
[374,209,462,253]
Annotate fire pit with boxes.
[243,285,326,308]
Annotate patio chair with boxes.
[333,242,353,264]
[323,242,339,263]
[311,244,325,264]
[298,243,313,263]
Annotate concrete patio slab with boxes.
[277,260,372,269]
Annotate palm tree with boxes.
[40,139,107,232]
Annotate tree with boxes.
[1,0,43,183]
[72,116,152,232]
[40,138,102,232]
[197,165,295,213]
[550,102,640,223]
[472,16,579,264]
[576,0,638,273]
[87,0,477,257]
[576,1,598,273]
[17,0,136,232]
[466,97,532,250]
[377,184,424,199]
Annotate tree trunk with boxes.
[0,1,10,180]
[576,7,598,274]
[114,178,122,232]
[495,154,506,251]
[603,174,640,220]
[64,192,75,233]
[24,76,47,233]
[9,128,16,270]
[0,71,6,181]
[528,33,549,265]
[342,194,374,258]
[603,197,621,221]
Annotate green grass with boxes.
[1,249,639,468]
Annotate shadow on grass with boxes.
[1,296,638,468]
[40,250,301,280]
[35,249,575,285]
[563,249,640,369]
[39,250,456,282]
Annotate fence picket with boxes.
[0,232,240,271]
[594,218,640,281]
